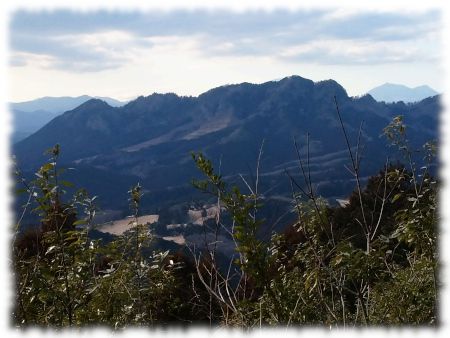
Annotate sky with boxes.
[1,3,450,338]
[8,8,443,102]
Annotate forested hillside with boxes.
[12,110,438,327]
[13,77,440,228]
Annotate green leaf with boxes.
[391,193,402,203]
[45,245,57,255]
[41,163,54,172]
[73,220,86,226]
[333,256,343,266]
[15,188,28,195]
[61,180,74,187]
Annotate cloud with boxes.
[9,9,441,72]
[11,27,154,72]
[278,37,439,65]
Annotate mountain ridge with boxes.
[11,95,125,113]
[10,95,127,143]
[367,83,438,103]
[13,76,439,221]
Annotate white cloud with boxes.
[10,51,57,68]
[7,9,443,100]
[279,37,439,65]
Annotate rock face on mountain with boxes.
[14,76,440,213]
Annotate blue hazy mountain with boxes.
[367,83,438,103]
[10,95,126,143]
[11,95,125,113]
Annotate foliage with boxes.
[13,146,202,327]
[12,113,438,328]
[189,114,438,327]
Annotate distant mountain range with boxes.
[367,83,438,103]
[11,95,125,113]
[13,76,440,231]
[10,95,126,143]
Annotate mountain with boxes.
[10,95,126,143]
[11,95,125,113]
[11,109,59,143]
[367,83,438,103]
[13,76,440,231]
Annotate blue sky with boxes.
[8,9,442,101]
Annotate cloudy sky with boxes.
[8,9,442,102]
